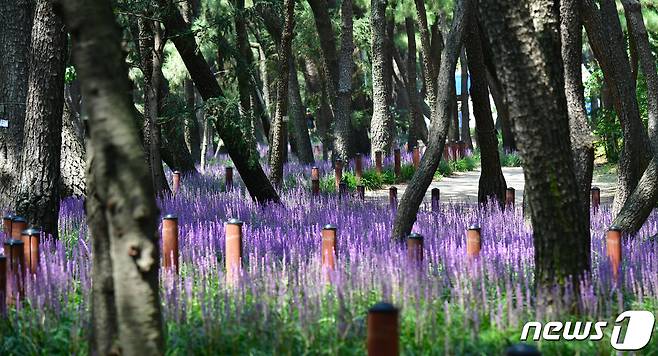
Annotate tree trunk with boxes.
[413,0,437,110]
[57,0,165,353]
[464,14,506,207]
[405,17,426,149]
[60,85,87,198]
[158,0,280,203]
[477,0,590,287]
[307,0,340,97]
[370,0,395,155]
[392,0,471,239]
[15,0,66,238]
[288,59,314,164]
[0,0,32,208]
[333,0,355,161]
[182,0,201,163]
[459,49,473,149]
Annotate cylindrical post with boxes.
[2,214,13,238]
[225,166,234,191]
[393,148,401,179]
[21,228,40,274]
[591,186,601,213]
[172,171,181,195]
[431,188,440,213]
[406,232,423,262]
[334,159,343,191]
[4,239,25,303]
[355,153,363,182]
[357,185,365,200]
[412,146,420,169]
[367,302,399,356]
[321,224,337,270]
[11,216,26,240]
[389,187,398,210]
[311,166,320,196]
[506,187,516,209]
[606,226,622,280]
[0,254,6,314]
[339,182,348,199]
[375,150,383,174]
[457,140,466,159]
[225,219,243,284]
[467,225,481,258]
[162,215,179,273]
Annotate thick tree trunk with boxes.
[307,0,340,96]
[370,0,395,155]
[405,17,426,149]
[561,0,594,221]
[464,15,506,207]
[459,50,473,149]
[182,0,201,163]
[392,0,471,239]
[16,0,66,238]
[0,0,32,208]
[333,0,354,161]
[477,0,590,286]
[158,0,280,203]
[57,0,165,353]
[60,85,87,198]
[288,59,314,164]
[413,0,437,110]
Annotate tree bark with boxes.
[414,0,438,110]
[288,58,314,164]
[60,84,87,198]
[158,0,280,203]
[464,14,506,207]
[370,0,395,155]
[333,0,355,161]
[405,17,426,149]
[182,0,201,163]
[460,49,473,149]
[393,0,471,239]
[0,0,32,208]
[307,0,340,95]
[477,0,590,286]
[16,0,66,238]
[56,0,165,353]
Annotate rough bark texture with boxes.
[414,0,437,110]
[158,0,280,203]
[460,49,473,149]
[561,0,594,221]
[288,59,314,164]
[392,0,471,239]
[182,0,201,163]
[0,0,32,208]
[16,0,66,238]
[55,0,165,353]
[477,0,590,286]
[333,0,355,162]
[60,85,87,198]
[370,0,395,156]
[307,0,340,94]
[464,14,506,207]
[405,17,426,149]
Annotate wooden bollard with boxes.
[467,225,481,257]
[4,239,25,303]
[321,224,337,270]
[367,302,399,356]
[0,254,5,314]
[355,153,363,182]
[431,188,440,212]
[2,214,13,238]
[339,182,348,199]
[407,232,423,262]
[375,150,383,174]
[162,214,179,273]
[591,186,601,213]
[357,185,365,200]
[606,226,622,280]
[225,166,234,191]
[506,187,515,208]
[457,140,466,159]
[389,186,398,210]
[225,218,243,284]
[20,228,40,274]
[393,148,401,179]
[11,216,26,240]
[172,171,181,195]
[412,146,420,169]
[334,159,343,191]
[311,166,320,196]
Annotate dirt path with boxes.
[366,167,617,204]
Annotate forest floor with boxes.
[366,166,618,204]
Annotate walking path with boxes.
[366,167,617,204]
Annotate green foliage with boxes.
[64,66,76,84]
[500,150,522,167]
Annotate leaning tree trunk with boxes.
[392,0,471,240]
[413,0,438,111]
[478,0,590,287]
[332,0,355,162]
[0,0,32,208]
[60,85,87,198]
[182,0,201,163]
[405,17,426,150]
[57,0,165,353]
[288,58,315,164]
[464,14,506,207]
[15,0,66,238]
[307,0,340,99]
[459,49,473,149]
[370,0,395,156]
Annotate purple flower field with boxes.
[2,158,657,354]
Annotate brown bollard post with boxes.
[407,232,424,262]
[606,226,622,280]
[4,239,25,303]
[2,214,13,238]
[467,225,482,258]
[389,187,398,210]
[367,302,400,356]
[172,171,181,195]
[375,150,383,174]
[0,254,6,314]
[591,186,601,213]
[357,185,365,200]
[162,215,179,273]
[335,159,343,191]
[225,219,243,284]
[393,148,401,179]
[431,188,440,213]
[412,146,420,169]
[311,167,320,196]
[321,224,337,270]
[457,140,466,159]
[355,153,363,182]
[506,187,516,209]
[11,216,26,240]
[339,182,348,199]
[225,166,234,191]
[21,228,40,274]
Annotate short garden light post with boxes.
[591,186,600,213]
[431,188,440,213]
[412,146,420,169]
[172,171,181,195]
[355,153,363,182]
[321,224,337,271]
[467,225,481,258]
[225,218,243,285]
[375,150,383,174]
[225,166,234,191]
[407,232,423,262]
[11,216,26,240]
[606,226,622,281]
[2,214,13,239]
[335,159,343,191]
[4,239,25,303]
[393,148,401,179]
[20,228,40,274]
[506,187,516,209]
[162,215,179,273]
[311,167,320,196]
[367,302,399,356]
[357,185,365,200]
